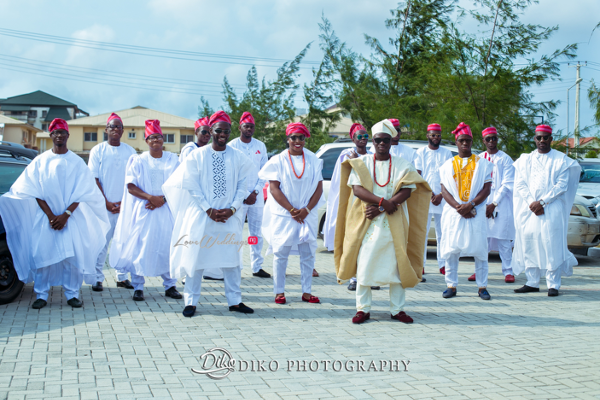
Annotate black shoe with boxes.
[478,288,491,300]
[32,299,47,309]
[443,288,457,298]
[92,282,103,292]
[132,290,144,301]
[116,279,134,289]
[514,285,539,293]
[203,276,224,281]
[252,269,271,278]
[371,286,380,290]
[421,277,427,283]
[229,303,254,314]
[67,298,83,308]
[348,281,357,291]
[165,286,182,299]
[548,288,559,297]
[182,306,196,317]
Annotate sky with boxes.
[0,0,598,137]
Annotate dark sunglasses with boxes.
[107,124,123,130]
[289,135,305,142]
[213,129,231,135]
[428,134,442,138]
[199,130,210,135]
[484,136,498,142]
[355,134,369,140]
[535,135,551,142]
[373,137,391,144]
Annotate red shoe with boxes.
[505,274,515,283]
[422,268,426,275]
[312,269,319,277]
[439,266,445,275]
[352,311,370,324]
[468,273,476,281]
[391,311,413,324]
[275,296,286,304]
[302,295,320,303]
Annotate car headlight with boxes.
[571,204,591,218]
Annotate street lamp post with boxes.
[566,77,583,157]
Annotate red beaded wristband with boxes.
[379,197,384,207]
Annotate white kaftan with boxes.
[0,150,110,285]
[415,146,453,214]
[88,141,137,282]
[512,149,580,275]
[323,147,372,251]
[259,149,325,255]
[439,156,493,260]
[163,145,251,279]
[347,155,416,286]
[179,141,200,163]
[109,152,179,277]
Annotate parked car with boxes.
[0,157,29,305]
[0,141,38,161]
[577,159,600,215]
[568,194,600,254]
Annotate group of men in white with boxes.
[0,110,580,323]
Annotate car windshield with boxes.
[580,162,600,183]
[0,163,27,195]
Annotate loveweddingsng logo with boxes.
[173,233,256,251]
[191,347,411,380]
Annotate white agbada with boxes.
[109,152,179,277]
[88,141,137,281]
[347,155,416,286]
[415,146,453,214]
[179,141,201,163]
[163,145,251,279]
[479,150,516,242]
[0,150,110,284]
[512,149,580,275]
[323,147,372,251]
[228,137,268,207]
[259,149,325,255]
[439,156,493,260]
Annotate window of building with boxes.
[128,131,136,139]
[164,133,175,144]
[180,134,194,144]
[41,124,48,131]
[28,110,37,118]
[84,132,98,142]
[42,110,48,118]
[103,132,108,141]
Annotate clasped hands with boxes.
[290,207,309,224]
[365,199,397,220]
[106,200,121,214]
[455,203,476,219]
[145,195,166,211]
[46,212,70,230]
[207,208,234,223]
[529,200,545,216]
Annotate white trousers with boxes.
[525,267,562,290]
[424,213,445,269]
[242,205,264,273]
[94,212,130,282]
[356,283,405,315]
[488,238,513,276]
[445,253,488,288]
[183,267,242,307]
[273,242,314,294]
[131,273,177,291]
[34,261,83,301]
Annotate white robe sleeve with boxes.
[88,145,101,179]
[254,142,269,193]
[493,156,514,205]
[540,162,569,206]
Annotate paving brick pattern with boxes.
[1,227,599,399]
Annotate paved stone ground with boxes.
[1,227,599,400]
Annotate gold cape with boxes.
[334,157,432,289]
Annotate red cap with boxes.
[482,127,497,137]
[535,124,552,134]
[349,123,367,139]
[240,112,255,125]
[49,118,69,133]
[107,113,122,125]
[452,122,472,139]
[388,118,400,128]
[209,110,231,127]
[427,123,442,132]
[145,120,162,139]
[194,117,209,130]
[286,122,310,138]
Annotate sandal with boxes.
[302,295,320,304]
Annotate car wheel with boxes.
[318,214,326,239]
[0,240,24,305]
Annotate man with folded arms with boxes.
[512,125,580,297]
[439,123,493,301]
[229,112,270,278]
[0,118,110,309]
[164,111,254,317]
[335,119,430,324]
[88,112,137,291]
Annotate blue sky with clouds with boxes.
[0,0,598,136]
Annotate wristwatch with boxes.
[253,189,259,195]
[378,197,385,212]
[230,207,236,214]
[539,200,546,207]
[470,201,476,208]
[163,196,167,203]
[470,208,477,216]
[64,210,72,217]
[492,201,498,207]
